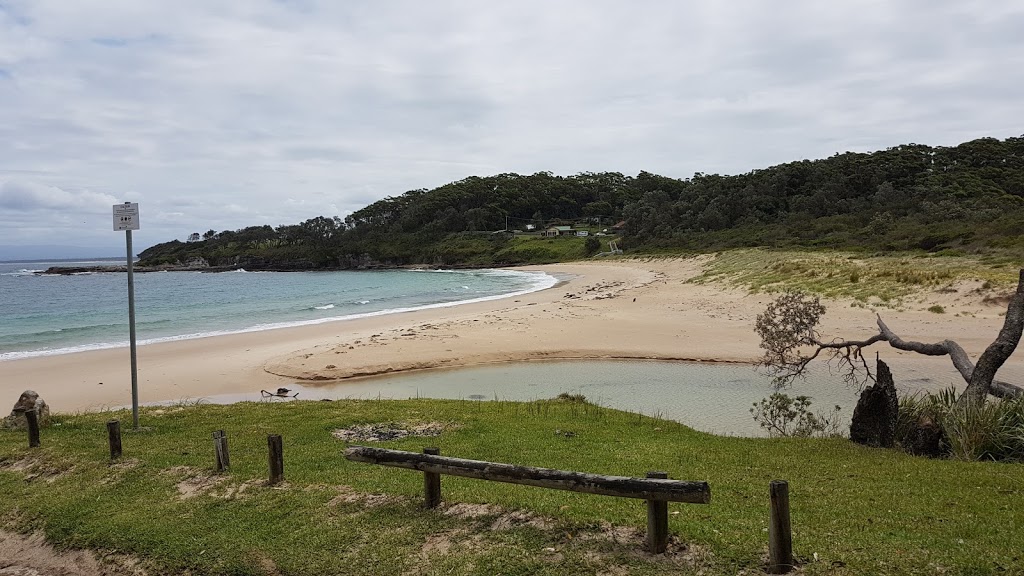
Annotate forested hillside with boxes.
[139,136,1024,269]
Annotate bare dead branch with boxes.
[756,270,1024,402]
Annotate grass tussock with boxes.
[897,388,1024,462]
[0,398,1021,575]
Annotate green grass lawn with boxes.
[1,398,1021,575]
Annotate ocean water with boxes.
[0,260,557,361]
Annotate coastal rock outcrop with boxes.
[3,390,52,430]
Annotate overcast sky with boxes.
[1,1,1022,256]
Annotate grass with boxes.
[690,248,1023,304]
[1,399,1022,575]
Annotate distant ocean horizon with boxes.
[0,260,558,361]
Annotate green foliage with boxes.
[897,388,1024,461]
[137,136,1024,270]
[943,399,1024,461]
[749,393,842,437]
[927,305,945,314]
[625,136,1024,254]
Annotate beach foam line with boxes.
[0,269,559,362]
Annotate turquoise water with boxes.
[0,261,556,360]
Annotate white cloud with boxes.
[0,180,118,212]
[0,0,1023,253]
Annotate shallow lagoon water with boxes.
[184,359,970,437]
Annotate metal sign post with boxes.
[113,202,140,430]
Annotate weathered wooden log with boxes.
[213,430,230,472]
[268,434,284,484]
[344,446,711,504]
[107,420,122,459]
[646,471,669,553]
[768,480,794,574]
[25,409,40,448]
[423,447,441,508]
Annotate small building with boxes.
[576,230,589,237]
[543,227,560,237]
[525,224,536,231]
[555,226,574,236]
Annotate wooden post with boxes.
[213,430,230,472]
[107,420,122,459]
[423,447,441,508]
[768,480,793,574]
[646,471,669,554]
[268,434,284,485]
[25,409,40,448]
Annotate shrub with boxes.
[555,392,587,403]
[943,398,1024,461]
[750,393,843,438]
[896,388,1024,461]
[928,305,946,314]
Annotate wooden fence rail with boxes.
[344,445,711,553]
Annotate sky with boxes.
[1,1,1023,257]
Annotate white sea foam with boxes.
[0,269,560,362]
[0,269,43,276]
[314,304,335,310]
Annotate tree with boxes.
[187,232,201,243]
[202,229,217,240]
[755,270,1024,406]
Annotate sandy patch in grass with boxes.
[441,502,503,519]
[0,531,145,576]
[326,485,404,508]
[331,421,453,443]
[160,466,227,500]
[0,456,74,485]
[489,510,553,531]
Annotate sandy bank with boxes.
[2,257,1021,412]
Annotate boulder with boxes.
[849,358,899,447]
[2,390,51,430]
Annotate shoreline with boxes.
[2,257,1022,413]
[1,268,560,362]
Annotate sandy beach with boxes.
[2,257,1022,413]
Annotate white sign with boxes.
[113,203,140,231]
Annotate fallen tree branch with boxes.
[757,270,1024,401]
